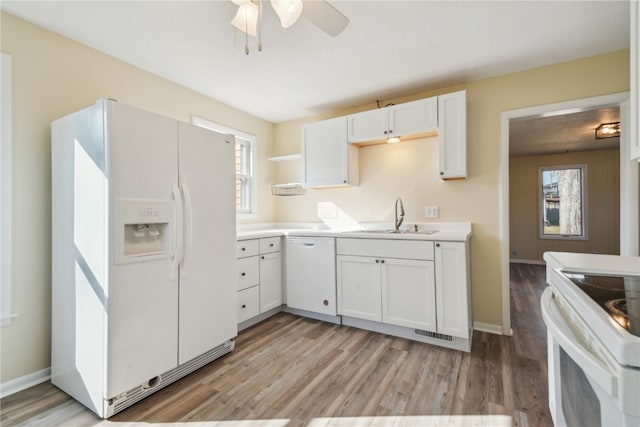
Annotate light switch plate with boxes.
[425,205,439,218]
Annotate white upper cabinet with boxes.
[302,116,359,187]
[438,90,467,179]
[631,0,639,161]
[347,108,388,143]
[347,97,438,143]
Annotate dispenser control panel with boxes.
[115,198,173,264]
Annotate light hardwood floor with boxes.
[1,263,552,427]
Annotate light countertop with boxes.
[237,222,472,242]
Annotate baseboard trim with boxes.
[1,367,51,398]
[473,322,504,335]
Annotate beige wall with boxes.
[510,149,621,261]
[273,50,631,329]
[0,12,277,383]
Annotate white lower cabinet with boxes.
[337,255,382,322]
[337,237,471,351]
[260,251,282,312]
[382,258,436,331]
[434,241,470,339]
[237,286,260,323]
[236,237,283,326]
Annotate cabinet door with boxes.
[337,255,381,321]
[238,286,260,323]
[302,116,354,187]
[434,242,470,339]
[438,91,467,179]
[381,258,436,331]
[260,252,282,312]
[388,97,437,138]
[347,108,388,143]
[237,256,259,291]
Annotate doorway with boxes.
[499,92,637,335]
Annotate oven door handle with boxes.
[541,288,617,396]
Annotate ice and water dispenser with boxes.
[115,198,173,264]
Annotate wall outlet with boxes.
[425,205,439,218]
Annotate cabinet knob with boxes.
[261,256,265,259]
[436,243,440,247]
[241,272,246,276]
[375,259,379,263]
[241,304,246,309]
[389,130,393,134]
[381,259,385,263]
[323,299,329,306]
[384,130,388,135]
[270,243,274,247]
[439,172,444,176]
[343,180,347,183]
[241,247,246,251]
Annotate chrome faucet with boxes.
[394,197,405,231]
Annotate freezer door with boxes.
[177,122,237,364]
[106,101,179,397]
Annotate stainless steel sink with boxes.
[353,229,438,235]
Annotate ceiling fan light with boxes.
[270,0,303,29]
[231,2,261,37]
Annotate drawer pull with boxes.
[261,256,265,259]
[241,304,246,309]
[270,243,274,247]
[241,272,246,276]
[241,247,246,251]
[381,259,385,263]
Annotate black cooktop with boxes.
[562,272,640,338]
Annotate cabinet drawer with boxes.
[238,286,260,323]
[260,237,281,254]
[237,256,259,291]
[336,238,434,260]
[237,239,259,258]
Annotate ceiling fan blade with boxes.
[301,0,349,37]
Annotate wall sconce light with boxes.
[595,122,620,139]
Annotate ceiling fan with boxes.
[230,0,349,54]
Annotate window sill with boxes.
[1,312,18,328]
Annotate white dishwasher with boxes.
[286,236,337,316]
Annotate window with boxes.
[1,53,14,327]
[191,116,256,214]
[539,165,587,239]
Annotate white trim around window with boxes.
[538,164,588,241]
[191,116,258,217]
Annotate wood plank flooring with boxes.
[1,263,552,427]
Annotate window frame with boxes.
[538,164,588,241]
[191,116,257,216]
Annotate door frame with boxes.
[499,91,635,335]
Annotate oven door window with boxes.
[560,346,601,425]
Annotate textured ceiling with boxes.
[509,107,620,157]
[1,0,631,124]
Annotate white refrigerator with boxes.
[51,99,237,418]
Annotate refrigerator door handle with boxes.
[180,176,193,278]
[171,181,183,280]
